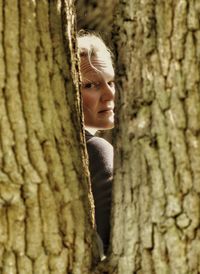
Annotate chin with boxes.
[85,118,114,131]
[99,123,114,130]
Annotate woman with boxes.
[77,34,115,254]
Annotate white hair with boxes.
[77,33,113,62]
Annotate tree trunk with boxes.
[76,0,117,35]
[0,1,96,273]
[108,0,200,273]
[3,1,200,273]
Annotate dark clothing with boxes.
[85,130,113,254]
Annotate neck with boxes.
[85,127,97,135]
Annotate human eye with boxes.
[108,80,115,88]
[82,81,101,90]
[82,82,96,89]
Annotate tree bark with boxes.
[2,1,200,273]
[76,0,117,35]
[0,1,96,273]
[108,0,200,273]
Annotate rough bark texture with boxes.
[106,0,200,273]
[0,0,95,273]
[76,0,117,35]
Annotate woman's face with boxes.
[80,55,115,131]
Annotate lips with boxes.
[98,107,114,113]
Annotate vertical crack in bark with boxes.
[112,0,200,273]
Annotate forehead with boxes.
[80,56,114,80]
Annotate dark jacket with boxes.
[85,130,113,254]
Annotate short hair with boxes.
[77,31,113,62]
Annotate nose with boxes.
[101,83,115,101]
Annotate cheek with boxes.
[82,92,99,111]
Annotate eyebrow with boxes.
[81,75,101,84]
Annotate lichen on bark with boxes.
[111,0,200,273]
[0,0,95,273]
